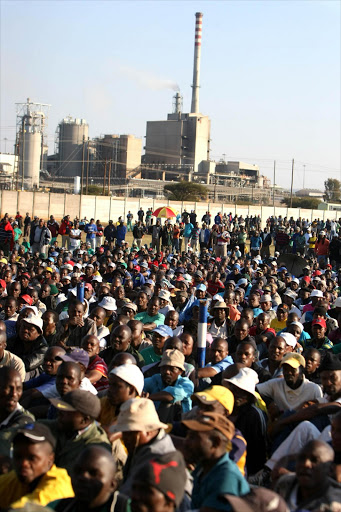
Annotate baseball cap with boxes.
[260,294,272,303]
[133,451,186,507]
[50,390,101,419]
[278,332,297,348]
[20,294,34,306]
[22,314,43,333]
[312,318,327,329]
[98,296,117,311]
[196,284,207,292]
[13,423,56,450]
[311,290,323,298]
[57,348,90,368]
[194,386,234,415]
[160,349,185,371]
[284,290,297,300]
[182,412,235,441]
[110,364,144,396]
[280,352,306,369]
[110,398,168,433]
[153,325,173,338]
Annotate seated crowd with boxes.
[0,211,341,512]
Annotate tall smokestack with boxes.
[191,12,203,114]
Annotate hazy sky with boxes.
[1,0,340,190]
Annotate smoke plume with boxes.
[119,65,179,92]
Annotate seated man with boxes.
[197,337,233,388]
[0,368,34,461]
[257,353,323,414]
[0,423,74,508]
[100,325,144,368]
[140,324,173,365]
[81,335,108,391]
[144,349,194,420]
[131,451,187,512]
[209,303,234,339]
[56,299,97,348]
[183,411,250,510]
[48,446,129,512]
[41,389,111,474]
[135,296,165,332]
[275,440,341,510]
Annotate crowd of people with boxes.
[0,207,341,511]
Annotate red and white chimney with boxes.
[191,12,203,114]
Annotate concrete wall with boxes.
[0,190,338,225]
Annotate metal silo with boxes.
[57,117,89,177]
[15,98,51,190]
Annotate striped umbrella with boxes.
[152,206,178,219]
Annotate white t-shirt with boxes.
[70,228,81,249]
[43,377,97,398]
[257,375,323,411]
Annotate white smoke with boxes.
[118,65,179,92]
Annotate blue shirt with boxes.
[144,374,194,413]
[191,452,250,511]
[84,223,97,239]
[184,223,194,237]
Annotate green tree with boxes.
[281,197,322,209]
[324,179,341,203]
[164,181,208,201]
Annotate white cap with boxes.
[284,290,297,300]
[223,368,259,397]
[213,294,224,303]
[110,364,144,396]
[92,275,103,283]
[260,294,272,303]
[98,296,117,311]
[311,290,323,298]
[158,290,171,302]
[237,278,248,287]
[278,332,297,348]
[292,278,300,285]
[22,314,43,334]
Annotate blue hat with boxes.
[51,252,59,257]
[196,284,207,292]
[278,267,287,272]
[233,264,241,270]
[153,325,173,337]
[48,257,54,262]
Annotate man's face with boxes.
[148,299,160,317]
[152,333,167,355]
[43,349,64,376]
[321,370,341,399]
[11,283,21,298]
[312,324,326,340]
[235,344,255,368]
[42,312,57,336]
[56,365,81,396]
[248,295,260,308]
[260,301,271,312]
[137,293,148,308]
[269,338,286,362]
[0,372,22,414]
[107,374,134,406]
[57,410,87,432]
[40,285,50,299]
[165,312,178,330]
[184,429,214,464]
[82,336,100,359]
[5,299,17,318]
[13,441,54,484]
[234,322,249,341]
[72,452,116,507]
[282,364,301,388]
[90,308,106,328]
[131,483,173,512]
[296,443,331,489]
[213,308,226,322]
[111,327,130,352]
[210,340,228,364]
[160,364,181,386]
[181,334,193,357]
[69,303,84,319]
[305,351,321,374]
[19,322,40,343]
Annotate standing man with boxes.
[183,218,194,252]
[84,218,97,252]
[15,211,23,229]
[133,221,144,249]
[47,216,60,246]
[59,215,72,249]
[126,211,133,231]
[104,220,116,247]
[0,215,14,256]
[30,219,51,255]
[116,220,127,247]
[23,212,31,238]
[137,207,144,223]
[151,220,161,252]
[95,220,104,248]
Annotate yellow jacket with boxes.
[0,464,74,508]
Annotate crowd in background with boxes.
[0,207,340,511]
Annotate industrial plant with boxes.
[0,12,271,202]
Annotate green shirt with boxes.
[14,227,22,242]
[140,345,161,365]
[134,312,165,326]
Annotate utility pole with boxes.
[108,160,112,196]
[103,159,107,195]
[290,158,294,208]
[81,136,85,193]
[273,160,276,207]
[303,164,306,189]
[86,138,90,195]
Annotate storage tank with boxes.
[58,117,89,177]
[20,128,42,188]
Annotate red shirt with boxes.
[87,355,108,391]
